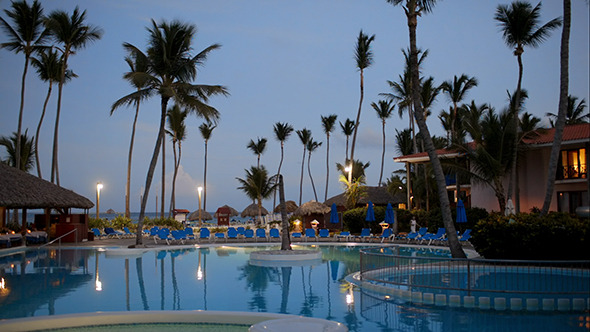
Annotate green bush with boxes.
[110,215,135,231]
[88,217,109,230]
[142,217,183,230]
[471,212,589,260]
[342,206,384,235]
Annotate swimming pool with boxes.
[0,244,587,331]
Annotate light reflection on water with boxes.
[0,246,586,332]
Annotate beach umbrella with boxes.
[384,203,395,225]
[330,203,339,224]
[188,209,212,221]
[241,203,268,218]
[293,200,331,216]
[456,199,467,223]
[273,200,298,213]
[365,201,375,222]
[215,204,239,217]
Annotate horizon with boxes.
[1,0,589,215]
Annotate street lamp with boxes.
[96,182,103,219]
[344,164,353,186]
[197,186,203,227]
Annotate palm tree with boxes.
[236,165,276,227]
[199,122,216,211]
[1,0,47,171]
[110,46,151,218]
[349,30,375,164]
[336,159,369,209]
[306,138,322,202]
[111,19,229,245]
[0,130,35,172]
[30,48,76,179]
[321,114,337,201]
[247,137,267,168]
[395,128,413,208]
[388,0,465,258]
[339,118,355,161]
[272,122,294,209]
[494,1,561,212]
[547,95,588,126]
[296,128,311,206]
[371,100,395,186]
[439,74,478,144]
[166,105,188,215]
[45,6,103,185]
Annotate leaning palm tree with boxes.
[1,0,47,171]
[372,100,395,187]
[296,128,311,206]
[166,104,188,215]
[349,30,375,164]
[0,130,35,172]
[247,137,267,168]
[272,122,294,209]
[547,95,588,126]
[31,48,76,179]
[199,122,216,211]
[321,114,337,201]
[388,0,465,258]
[236,165,276,227]
[494,1,561,212]
[306,138,323,202]
[111,46,151,218]
[339,118,355,161]
[111,19,229,246]
[45,6,103,185]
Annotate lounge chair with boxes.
[335,231,351,241]
[244,229,254,241]
[377,228,394,243]
[255,228,268,242]
[458,229,472,243]
[25,231,48,244]
[199,228,211,243]
[421,228,446,245]
[149,226,160,238]
[104,227,123,239]
[123,227,134,238]
[406,227,428,243]
[318,228,330,240]
[355,228,372,242]
[154,228,171,244]
[169,230,187,245]
[184,227,195,240]
[291,232,302,240]
[269,228,280,241]
[227,227,239,240]
[92,228,106,239]
[214,232,226,242]
[237,227,246,238]
[304,228,317,242]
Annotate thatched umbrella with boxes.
[214,204,239,217]
[273,200,298,213]
[188,209,212,221]
[293,200,331,216]
[241,203,268,218]
[324,186,403,208]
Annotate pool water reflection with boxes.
[0,245,587,331]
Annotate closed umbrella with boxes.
[504,199,515,216]
[330,203,339,224]
[365,201,375,222]
[384,203,395,225]
[456,199,467,223]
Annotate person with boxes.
[410,217,419,233]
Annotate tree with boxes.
[321,114,337,201]
[440,74,478,143]
[111,19,228,246]
[395,128,413,209]
[45,6,103,185]
[247,137,267,168]
[271,122,294,209]
[336,160,369,209]
[306,138,322,202]
[371,100,395,186]
[349,30,375,164]
[296,128,311,206]
[339,118,355,161]
[387,0,465,258]
[199,122,216,211]
[494,0,561,212]
[31,48,76,179]
[0,130,35,172]
[111,46,151,218]
[166,104,188,215]
[547,95,588,126]
[236,166,276,227]
[1,0,47,172]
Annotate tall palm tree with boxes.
[199,122,216,211]
[247,137,267,168]
[44,7,102,185]
[272,122,294,209]
[306,138,322,202]
[440,74,478,143]
[395,128,413,208]
[31,48,76,179]
[339,118,355,161]
[388,0,465,258]
[547,95,588,126]
[296,128,311,206]
[1,0,47,171]
[494,1,561,212]
[0,130,35,172]
[371,100,395,186]
[349,30,375,164]
[236,165,276,227]
[321,114,337,201]
[111,46,151,218]
[111,19,229,245]
[166,104,188,215]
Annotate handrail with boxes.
[38,228,78,249]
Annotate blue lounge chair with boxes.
[458,229,472,243]
[378,228,394,243]
[199,228,211,243]
[149,226,159,238]
[154,227,171,244]
[355,228,372,242]
[318,228,330,240]
[304,228,317,242]
[335,231,351,241]
[255,228,268,242]
[237,227,246,238]
[92,228,106,239]
[421,228,446,245]
[214,232,226,242]
[406,227,428,243]
[291,232,302,240]
[169,230,187,245]
[227,227,239,240]
[244,228,254,241]
[184,227,195,240]
[123,227,134,238]
[269,228,280,241]
[104,227,123,239]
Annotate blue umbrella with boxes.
[365,201,375,222]
[330,260,340,281]
[330,203,339,224]
[456,199,467,223]
[385,203,395,225]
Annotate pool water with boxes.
[0,245,587,331]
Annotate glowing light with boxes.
[95,278,102,291]
[197,267,203,280]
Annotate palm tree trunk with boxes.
[161,136,165,218]
[379,120,386,186]
[203,140,208,211]
[52,51,70,186]
[406,162,411,209]
[299,146,306,206]
[350,69,364,164]
[278,175,291,250]
[324,135,330,200]
[126,101,140,219]
[508,52,524,213]
[16,55,30,171]
[35,82,52,178]
[541,0,570,216]
[308,151,318,201]
[169,140,178,217]
[273,142,285,210]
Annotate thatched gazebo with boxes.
[188,209,213,221]
[293,200,331,229]
[273,200,298,213]
[241,203,268,222]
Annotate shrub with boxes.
[88,217,109,230]
[471,212,589,260]
[143,217,183,230]
[110,215,134,231]
[342,207,383,235]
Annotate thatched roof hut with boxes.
[188,209,212,221]
[324,186,403,208]
[0,163,93,209]
[214,204,239,217]
[241,203,268,217]
[293,200,331,216]
[273,200,298,213]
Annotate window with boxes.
[557,148,587,180]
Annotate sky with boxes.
[1,0,589,215]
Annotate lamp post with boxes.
[344,164,353,187]
[96,182,103,219]
[197,186,203,227]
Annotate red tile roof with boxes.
[522,123,589,145]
